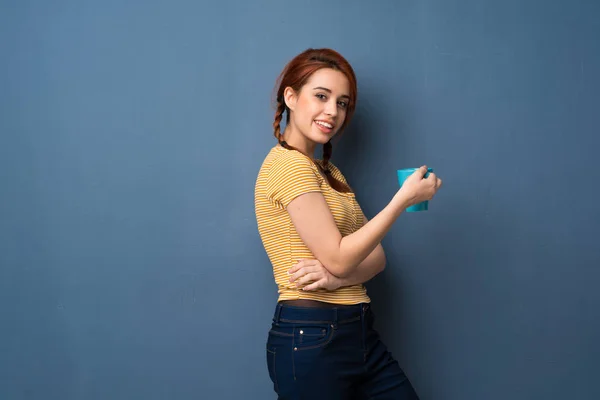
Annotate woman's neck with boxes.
[281,125,317,157]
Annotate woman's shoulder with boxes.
[256,145,324,207]
[261,145,320,174]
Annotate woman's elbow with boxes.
[329,263,353,279]
[379,259,387,273]
[378,248,387,272]
[323,258,355,279]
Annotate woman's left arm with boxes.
[336,241,386,287]
[289,214,387,291]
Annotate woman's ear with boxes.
[283,86,297,112]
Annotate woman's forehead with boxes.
[305,69,350,95]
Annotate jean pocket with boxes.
[269,322,335,351]
[294,324,332,349]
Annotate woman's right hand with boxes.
[397,165,442,207]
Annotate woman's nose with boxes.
[325,101,337,116]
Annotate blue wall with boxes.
[1,1,599,399]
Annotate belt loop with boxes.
[274,303,283,323]
[333,308,338,327]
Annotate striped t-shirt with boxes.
[254,144,371,305]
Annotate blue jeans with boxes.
[266,302,420,399]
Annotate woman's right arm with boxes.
[286,165,441,278]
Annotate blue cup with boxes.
[397,167,434,212]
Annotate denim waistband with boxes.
[273,302,370,325]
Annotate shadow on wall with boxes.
[362,189,528,399]
[332,81,545,398]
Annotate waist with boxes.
[277,285,371,305]
[280,299,354,308]
[274,300,370,325]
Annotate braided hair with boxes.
[272,49,357,193]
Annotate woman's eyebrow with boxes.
[313,86,350,99]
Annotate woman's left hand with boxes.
[288,259,343,291]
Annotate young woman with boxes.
[254,48,442,399]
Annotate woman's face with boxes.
[284,68,351,147]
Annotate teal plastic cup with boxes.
[397,167,434,212]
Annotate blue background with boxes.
[1,1,599,399]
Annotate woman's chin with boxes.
[310,131,335,144]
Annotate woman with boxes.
[254,48,442,399]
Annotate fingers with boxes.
[295,272,322,287]
[288,259,330,290]
[288,259,319,275]
[302,280,325,291]
[289,265,320,283]
[425,172,442,189]
[409,166,428,180]
[428,173,442,190]
[288,260,303,275]
[416,165,428,177]
[288,259,338,292]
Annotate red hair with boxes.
[272,48,358,193]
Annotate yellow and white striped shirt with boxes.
[254,145,371,305]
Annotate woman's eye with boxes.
[316,94,327,100]
[338,101,348,108]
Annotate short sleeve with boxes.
[265,152,322,208]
